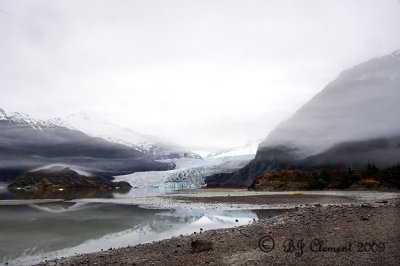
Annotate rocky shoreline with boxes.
[171,193,358,205]
[38,195,400,266]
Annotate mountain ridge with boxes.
[0,108,174,182]
[49,112,202,160]
[205,49,400,187]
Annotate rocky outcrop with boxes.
[8,167,132,190]
[250,165,399,191]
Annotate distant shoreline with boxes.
[1,189,399,208]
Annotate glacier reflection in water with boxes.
[0,202,282,265]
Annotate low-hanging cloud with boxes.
[0,0,400,153]
[262,50,400,157]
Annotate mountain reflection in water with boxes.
[0,202,284,265]
[0,187,131,200]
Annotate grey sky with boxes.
[1,0,399,153]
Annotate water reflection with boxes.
[0,183,178,200]
[0,202,283,265]
[0,187,132,200]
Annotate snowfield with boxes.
[50,113,201,159]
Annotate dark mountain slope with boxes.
[206,50,400,187]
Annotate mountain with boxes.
[206,49,400,187]
[0,108,55,129]
[50,113,201,160]
[0,108,173,182]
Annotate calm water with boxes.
[0,201,283,265]
[1,184,397,266]
[0,183,170,200]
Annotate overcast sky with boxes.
[1,0,400,153]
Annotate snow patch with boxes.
[205,141,259,159]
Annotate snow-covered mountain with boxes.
[0,108,58,130]
[206,49,400,187]
[50,113,201,160]
[0,108,173,181]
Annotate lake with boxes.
[0,199,283,265]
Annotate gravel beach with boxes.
[38,193,400,266]
[171,193,357,205]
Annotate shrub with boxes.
[338,168,362,188]
[357,178,381,187]
[363,163,379,177]
[309,170,331,189]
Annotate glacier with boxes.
[113,155,255,195]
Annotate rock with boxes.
[361,204,373,208]
[376,200,388,204]
[8,167,131,191]
[191,240,213,253]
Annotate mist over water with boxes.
[31,164,92,176]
